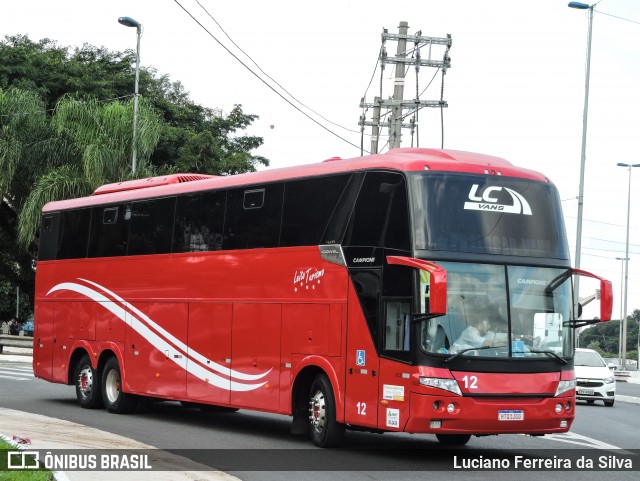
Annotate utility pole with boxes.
[370,97,381,154]
[390,22,409,149]
[359,22,451,152]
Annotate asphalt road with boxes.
[1,360,639,481]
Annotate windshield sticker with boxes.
[464,184,532,215]
[293,268,325,293]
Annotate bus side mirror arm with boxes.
[549,268,613,327]
[386,256,447,317]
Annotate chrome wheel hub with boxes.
[78,366,93,398]
[105,369,121,404]
[309,390,326,432]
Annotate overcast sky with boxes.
[4,0,640,321]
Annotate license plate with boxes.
[577,389,594,395]
[498,410,524,421]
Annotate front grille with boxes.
[577,380,603,388]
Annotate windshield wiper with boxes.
[528,350,568,365]
[444,345,506,363]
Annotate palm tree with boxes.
[0,88,49,206]
[18,95,162,247]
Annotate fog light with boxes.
[555,403,563,414]
[560,419,568,428]
[433,402,440,410]
[430,420,442,429]
[565,402,571,411]
[447,403,455,413]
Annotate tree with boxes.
[0,35,269,174]
[579,310,640,358]
[0,34,269,315]
[18,96,162,248]
[0,87,51,308]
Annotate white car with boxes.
[574,348,616,407]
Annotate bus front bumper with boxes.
[405,392,574,435]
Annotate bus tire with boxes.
[101,357,138,414]
[309,373,345,448]
[436,434,471,445]
[74,354,103,409]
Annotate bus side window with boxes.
[382,265,413,361]
[281,174,351,247]
[57,208,91,259]
[343,172,410,250]
[173,191,226,253]
[38,213,61,261]
[88,204,130,258]
[128,197,176,256]
[224,183,284,250]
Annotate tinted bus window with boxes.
[88,204,130,258]
[411,173,570,259]
[128,197,176,256]
[174,191,226,252]
[38,213,60,261]
[224,183,284,250]
[281,174,351,247]
[343,172,410,250]
[57,208,91,259]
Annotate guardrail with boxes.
[0,334,34,354]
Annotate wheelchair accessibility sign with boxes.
[356,350,366,366]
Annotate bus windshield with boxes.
[420,262,574,359]
[410,172,570,259]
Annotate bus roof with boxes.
[42,148,551,212]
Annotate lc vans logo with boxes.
[463,184,532,215]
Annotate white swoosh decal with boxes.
[47,280,271,392]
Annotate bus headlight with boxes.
[419,377,462,396]
[555,379,576,396]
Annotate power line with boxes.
[193,0,359,135]
[565,214,640,230]
[173,0,364,153]
[597,10,640,26]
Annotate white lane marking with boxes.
[543,431,636,455]
[0,374,29,381]
[0,367,34,375]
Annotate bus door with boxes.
[376,264,414,432]
[344,269,380,428]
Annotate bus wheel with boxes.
[74,354,103,409]
[309,374,345,448]
[101,357,138,414]
[436,434,471,445]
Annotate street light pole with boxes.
[118,16,142,175]
[617,162,640,369]
[568,2,594,310]
[615,256,629,364]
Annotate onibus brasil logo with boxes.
[463,184,532,215]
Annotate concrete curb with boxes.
[0,408,239,481]
[0,432,71,481]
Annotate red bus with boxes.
[33,148,612,447]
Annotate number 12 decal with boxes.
[357,402,367,415]
[462,375,478,389]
